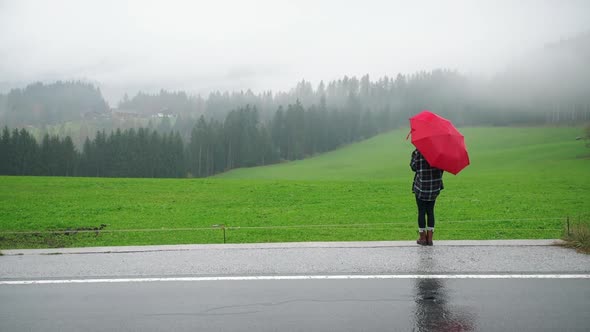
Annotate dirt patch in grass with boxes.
[0,225,108,249]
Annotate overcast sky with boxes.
[1,0,589,104]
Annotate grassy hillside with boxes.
[216,127,587,180]
[1,126,588,249]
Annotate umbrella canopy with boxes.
[409,110,470,175]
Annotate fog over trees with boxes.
[0,33,589,178]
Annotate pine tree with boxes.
[271,106,286,159]
[0,127,10,174]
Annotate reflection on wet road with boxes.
[414,278,476,331]
[413,249,476,331]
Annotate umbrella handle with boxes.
[406,130,411,140]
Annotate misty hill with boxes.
[492,32,590,113]
[113,32,590,126]
[0,81,108,126]
[116,71,470,124]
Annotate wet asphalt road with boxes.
[1,279,589,331]
[2,241,590,279]
[1,241,590,331]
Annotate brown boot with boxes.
[417,231,427,245]
[426,230,434,246]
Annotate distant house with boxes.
[111,108,140,120]
[83,110,109,120]
[152,108,176,119]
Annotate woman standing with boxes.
[410,149,444,246]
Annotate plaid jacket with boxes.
[410,149,444,201]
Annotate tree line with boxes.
[0,99,391,178]
[0,127,77,176]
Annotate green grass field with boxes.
[1,126,589,249]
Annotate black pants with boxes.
[415,196,436,229]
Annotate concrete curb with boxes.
[1,239,565,256]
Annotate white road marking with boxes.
[1,274,590,285]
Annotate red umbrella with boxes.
[408,110,470,175]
